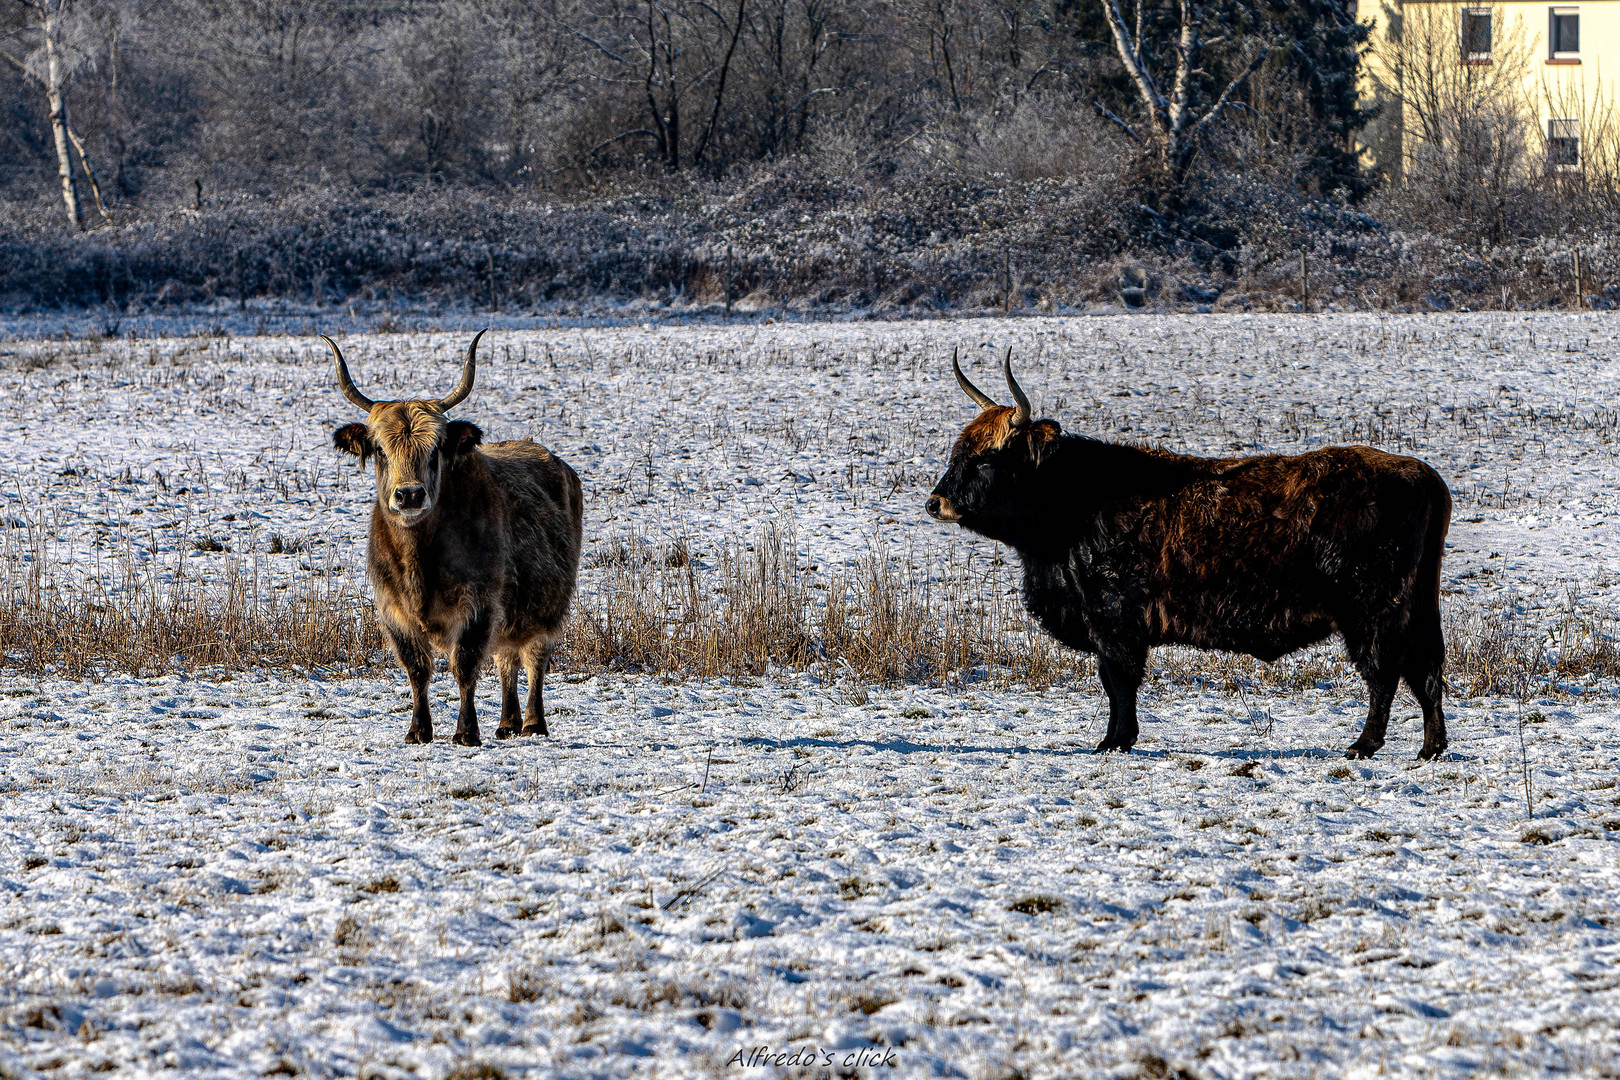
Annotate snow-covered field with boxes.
[2,314,1619,1077]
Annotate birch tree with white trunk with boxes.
[1094,0,1282,188]
[4,0,95,227]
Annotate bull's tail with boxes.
[1414,470,1451,669]
[1404,467,1451,758]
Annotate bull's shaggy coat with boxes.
[327,332,583,746]
[928,354,1452,760]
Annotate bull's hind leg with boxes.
[450,610,494,748]
[1342,622,1404,760]
[386,626,435,744]
[1403,606,1449,761]
[521,641,554,737]
[495,651,523,740]
[1095,651,1145,753]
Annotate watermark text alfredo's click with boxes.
[728,1046,898,1069]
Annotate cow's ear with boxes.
[445,420,483,455]
[1028,420,1060,466]
[334,423,374,464]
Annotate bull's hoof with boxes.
[1094,740,1133,754]
[521,721,549,737]
[452,731,481,747]
[1417,741,1447,761]
[406,729,428,745]
[495,725,520,740]
[1344,742,1381,759]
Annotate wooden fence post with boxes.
[725,244,735,315]
[1003,245,1013,316]
[487,246,498,314]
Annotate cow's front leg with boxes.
[451,609,494,747]
[1095,651,1145,753]
[521,642,554,737]
[387,626,435,745]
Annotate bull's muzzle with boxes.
[927,495,961,522]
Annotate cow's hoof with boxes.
[1417,742,1447,761]
[495,725,520,740]
[1344,743,1380,759]
[406,729,426,745]
[453,731,481,747]
[521,721,549,737]
[1094,740,1131,754]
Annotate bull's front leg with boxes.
[387,625,435,745]
[450,609,494,747]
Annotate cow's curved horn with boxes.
[438,329,485,411]
[953,348,998,410]
[1004,348,1031,428]
[324,335,375,412]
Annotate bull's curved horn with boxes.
[438,329,485,411]
[324,335,375,412]
[1004,347,1031,428]
[953,347,998,410]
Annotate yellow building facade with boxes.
[1360,1,1619,176]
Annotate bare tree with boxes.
[730,0,853,161]
[574,0,767,171]
[692,0,744,164]
[1539,68,1620,199]
[1372,2,1533,241]
[478,0,588,183]
[180,0,364,180]
[1095,0,1283,187]
[3,0,96,225]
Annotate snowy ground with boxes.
[2,673,1617,1079]
[2,314,1620,1077]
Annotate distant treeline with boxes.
[1,1,1366,202]
[1,1,1616,314]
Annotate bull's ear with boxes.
[1028,420,1061,466]
[445,420,483,455]
[333,423,374,463]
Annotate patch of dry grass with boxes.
[564,523,1086,687]
[0,515,383,678]
[3,508,1617,698]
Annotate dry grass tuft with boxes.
[567,524,816,676]
[0,519,383,678]
[1446,590,1620,697]
[1008,894,1065,915]
[564,523,1086,687]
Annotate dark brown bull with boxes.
[927,352,1452,760]
[327,331,583,746]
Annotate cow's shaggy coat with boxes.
[928,353,1452,760]
[327,332,583,746]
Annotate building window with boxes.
[1464,9,1493,60]
[1551,8,1580,58]
[1549,118,1581,171]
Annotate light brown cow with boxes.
[327,331,583,746]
